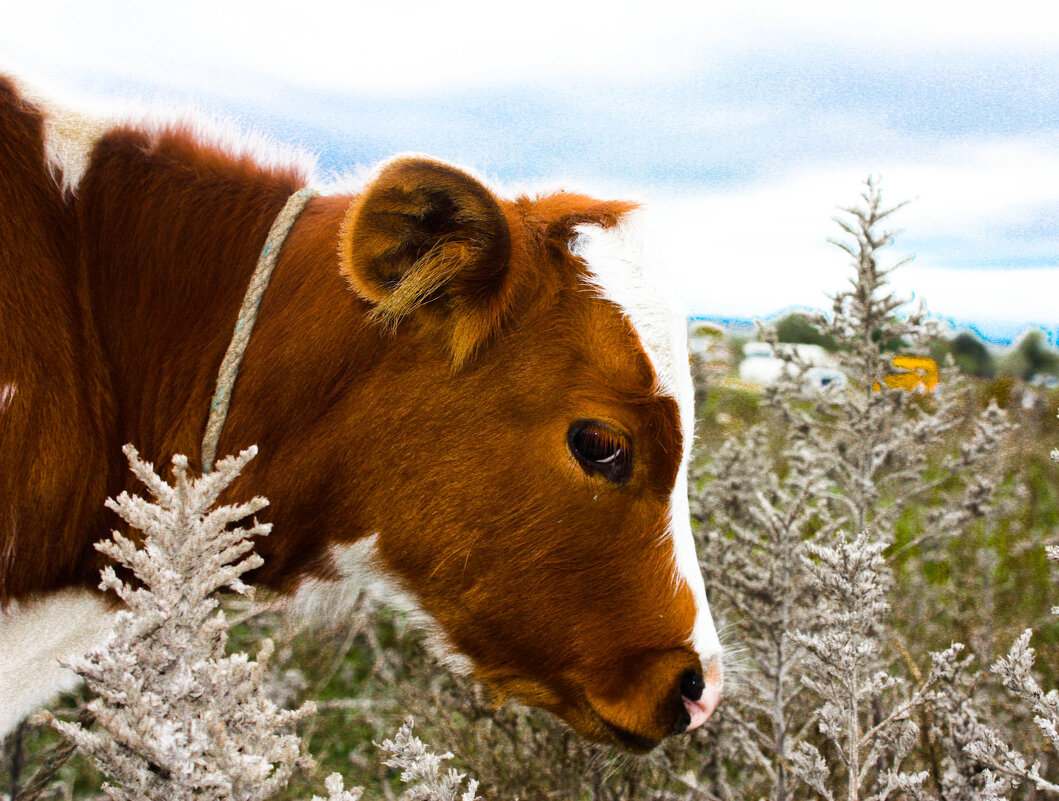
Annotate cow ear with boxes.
[533,194,639,245]
[545,202,638,241]
[339,157,512,365]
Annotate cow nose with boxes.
[677,667,721,733]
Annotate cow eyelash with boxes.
[568,420,632,485]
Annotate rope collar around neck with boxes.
[201,188,318,473]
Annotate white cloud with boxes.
[6,0,1059,96]
[638,138,1059,325]
[711,0,1059,50]
[2,1,714,95]
[894,267,1059,326]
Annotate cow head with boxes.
[332,156,722,750]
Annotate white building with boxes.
[738,342,846,390]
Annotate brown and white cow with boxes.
[0,77,722,749]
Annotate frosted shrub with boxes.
[962,632,1059,795]
[20,448,635,801]
[48,446,316,801]
[691,430,833,800]
[954,419,1059,797]
[786,533,965,801]
[308,773,363,801]
[375,718,479,801]
[26,445,485,801]
[693,179,1019,801]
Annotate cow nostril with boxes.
[680,668,705,701]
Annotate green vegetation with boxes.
[773,311,839,351]
[1000,327,1059,380]
[952,330,997,377]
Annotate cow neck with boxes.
[200,188,318,473]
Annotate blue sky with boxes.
[4,1,1058,343]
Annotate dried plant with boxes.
[307,773,363,801]
[692,178,1020,801]
[953,420,1059,797]
[375,718,479,801]
[32,446,486,801]
[46,446,316,801]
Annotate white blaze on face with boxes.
[570,219,723,678]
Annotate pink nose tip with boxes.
[682,682,721,731]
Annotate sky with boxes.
[3,1,1058,344]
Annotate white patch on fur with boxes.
[22,90,118,194]
[0,383,16,414]
[13,77,318,194]
[570,219,723,674]
[0,588,113,736]
[289,535,474,676]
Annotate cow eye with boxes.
[568,420,632,485]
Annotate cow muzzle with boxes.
[576,649,724,751]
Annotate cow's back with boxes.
[0,78,113,602]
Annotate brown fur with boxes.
[0,78,700,749]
